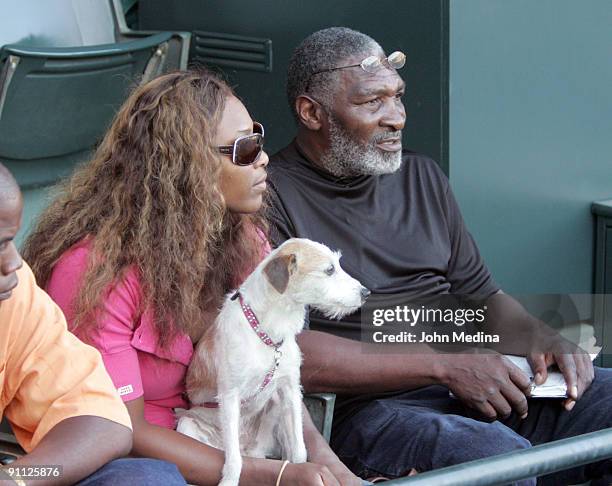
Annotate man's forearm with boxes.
[298,330,444,394]
[7,416,131,486]
[484,292,562,356]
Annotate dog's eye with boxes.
[324,264,335,276]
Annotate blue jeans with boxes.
[331,367,612,485]
[76,458,186,485]
[76,457,369,485]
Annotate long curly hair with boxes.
[23,70,267,346]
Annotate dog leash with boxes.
[201,291,284,409]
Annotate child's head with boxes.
[0,164,23,301]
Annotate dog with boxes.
[176,238,369,486]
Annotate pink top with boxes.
[47,235,270,429]
[47,240,193,428]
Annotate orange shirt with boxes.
[0,262,131,452]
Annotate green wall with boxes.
[450,0,612,294]
[18,186,53,247]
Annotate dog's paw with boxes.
[220,462,241,486]
[218,480,238,486]
[218,476,240,486]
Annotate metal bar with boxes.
[0,55,19,121]
[1,32,172,59]
[195,57,269,73]
[193,47,266,63]
[384,428,612,485]
[195,38,268,53]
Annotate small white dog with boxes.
[176,238,368,486]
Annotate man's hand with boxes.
[437,351,532,421]
[527,335,594,411]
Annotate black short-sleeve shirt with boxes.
[268,140,499,340]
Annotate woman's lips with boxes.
[253,175,267,191]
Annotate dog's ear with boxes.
[263,253,297,294]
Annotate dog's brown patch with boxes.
[263,253,297,294]
[187,327,218,395]
[276,241,333,275]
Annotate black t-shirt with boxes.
[268,140,499,340]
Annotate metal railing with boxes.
[385,427,612,485]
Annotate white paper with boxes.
[505,350,600,398]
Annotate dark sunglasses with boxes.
[217,122,265,166]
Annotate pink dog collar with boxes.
[202,292,284,408]
[237,292,283,349]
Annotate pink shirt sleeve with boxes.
[46,243,144,402]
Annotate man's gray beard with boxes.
[319,116,403,178]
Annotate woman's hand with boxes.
[306,448,362,486]
[281,462,340,486]
[301,403,362,485]
[314,458,362,486]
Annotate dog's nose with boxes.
[360,287,371,302]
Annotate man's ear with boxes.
[263,253,297,294]
[295,95,326,131]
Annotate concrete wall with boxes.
[450,0,612,293]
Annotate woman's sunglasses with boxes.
[217,122,265,166]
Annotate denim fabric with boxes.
[76,458,186,486]
[332,367,612,485]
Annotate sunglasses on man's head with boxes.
[218,122,265,166]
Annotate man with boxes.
[268,27,612,485]
[0,164,186,485]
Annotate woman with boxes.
[23,70,361,486]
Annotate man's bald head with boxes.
[0,163,23,301]
[0,163,20,203]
